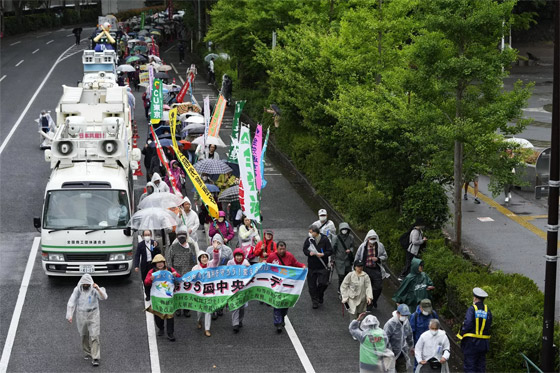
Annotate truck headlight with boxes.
[109,253,126,261]
[48,253,65,262]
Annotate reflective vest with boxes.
[457,304,491,340]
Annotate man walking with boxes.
[134,230,161,301]
[303,225,333,309]
[66,274,108,367]
[457,287,492,373]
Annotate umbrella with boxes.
[155,72,169,79]
[192,184,220,193]
[117,64,136,72]
[127,32,137,37]
[133,45,148,53]
[163,104,171,110]
[138,192,184,209]
[138,30,149,36]
[148,55,162,63]
[155,126,172,136]
[218,185,239,203]
[150,30,161,36]
[126,55,146,63]
[194,159,233,175]
[182,125,205,136]
[184,122,205,132]
[505,137,534,149]
[128,207,178,230]
[127,38,141,43]
[185,115,205,124]
[204,53,219,63]
[225,162,240,178]
[179,140,192,150]
[150,138,174,147]
[179,112,203,121]
[157,65,172,72]
[191,135,227,148]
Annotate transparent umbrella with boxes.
[128,208,179,230]
[137,192,184,209]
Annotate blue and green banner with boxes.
[150,78,163,124]
[149,263,307,315]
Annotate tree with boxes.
[404,0,532,247]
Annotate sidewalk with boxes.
[447,175,560,320]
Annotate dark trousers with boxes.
[364,266,383,309]
[75,35,80,45]
[273,308,289,326]
[400,251,417,278]
[307,268,329,303]
[464,352,486,373]
[141,265,151,298]
[208,71,215,84]
[154,316,174,336]
[338,274,347,291]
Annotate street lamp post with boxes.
[541,1,559,371]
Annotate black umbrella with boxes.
[225,162,240,177]
[155,72,169,79]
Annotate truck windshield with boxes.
[43,189,130,230]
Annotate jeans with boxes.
[273,308,289,326]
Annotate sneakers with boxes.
[175,310,182,317]
[184,310,191,318]
[84,354,91,360]
[197,321,202,329]
[397,277,404,282]
[167,333,176,342]
[464,193,468,200]
[474,198,481,204]
[505,197,510,204]
[233,325,240,333]
[217,309,223,316]
[145,295,150,301]
[92,359,99,367]
[276,325,283,334]
[312,302,318,309]
[205,330,211,337]
[211,312,218,320]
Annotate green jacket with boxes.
[392,258,434,311]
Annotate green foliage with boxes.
[400,180,449,229]
[113,6,166,22]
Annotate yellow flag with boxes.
[169,108,219,219]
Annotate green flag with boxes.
[140,12,145,29]
[227,100,246,164]
[150,79,163,124]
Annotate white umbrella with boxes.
[128,207,178,230]
[191,135,227,147]
[183,122,205,133]
[157,65,172,72]
[148,55,162,63]
[128,38,141,43]
[505,137,534,149]
[185,115,204,124]
[117,64,136,72]
[138,192,184,209]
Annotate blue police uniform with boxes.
[457,300,492,372]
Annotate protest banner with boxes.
[238,126,260,220]
[252,124,263,191]
[150,263,308,314]
[150,78,163,124]
[207,95,226,137]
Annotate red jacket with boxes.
[266,251,305,268]
[254,239,277,261]
[144,266,180,286]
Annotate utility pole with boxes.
[541,1,559,371]
[197,0,201,42]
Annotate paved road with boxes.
[1,32,465,372]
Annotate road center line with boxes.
[144,289,161,373]
[0,42,76,156]
[10,41,21,46]
[46,40,54,45]
[284,316,316,373]
[32,48,40,54]
[0,75,6,83]
[170,63,185,84]
[0,237,40,373]
[15,60,24,67]
[66,34,74,37]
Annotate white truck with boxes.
[34,50,141,277]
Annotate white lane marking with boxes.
[170,63,185,84]
[0,75,6,83]
[66,34,74,37]
[9,41,21,46]
[284,316,316,373]
[32,48,40,54]
[264,173,282,176]
[36,32,51,38]
[0,42,76,156]
[46,40,54,45]
[144,289,161,373]
[0,237,40,373]
[15,60,24,67]
[164,44,176,53]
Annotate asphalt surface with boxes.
[1,31,449,373]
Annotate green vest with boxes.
[360,329,386,366]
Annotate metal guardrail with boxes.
[520,353,543,373]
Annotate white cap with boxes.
[318,209,327,216]
[473,287,488,299]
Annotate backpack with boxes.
[399,228,414,251]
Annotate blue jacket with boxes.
[409,305,439,343]
[460,301,492,354]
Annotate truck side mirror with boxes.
[33,217,41,230]
[123,227,132,237]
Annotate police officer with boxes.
[457,287,492,372]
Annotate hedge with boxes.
[4,6,100,36]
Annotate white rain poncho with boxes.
[66,274,108,336]
[151,172,170,193]
[383,311,414,369]
[414,329,451,373]
[349,315,396,373]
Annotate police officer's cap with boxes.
[473,287,488,299]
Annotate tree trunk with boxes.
[75,0,81,19]
[453,85,464,251]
